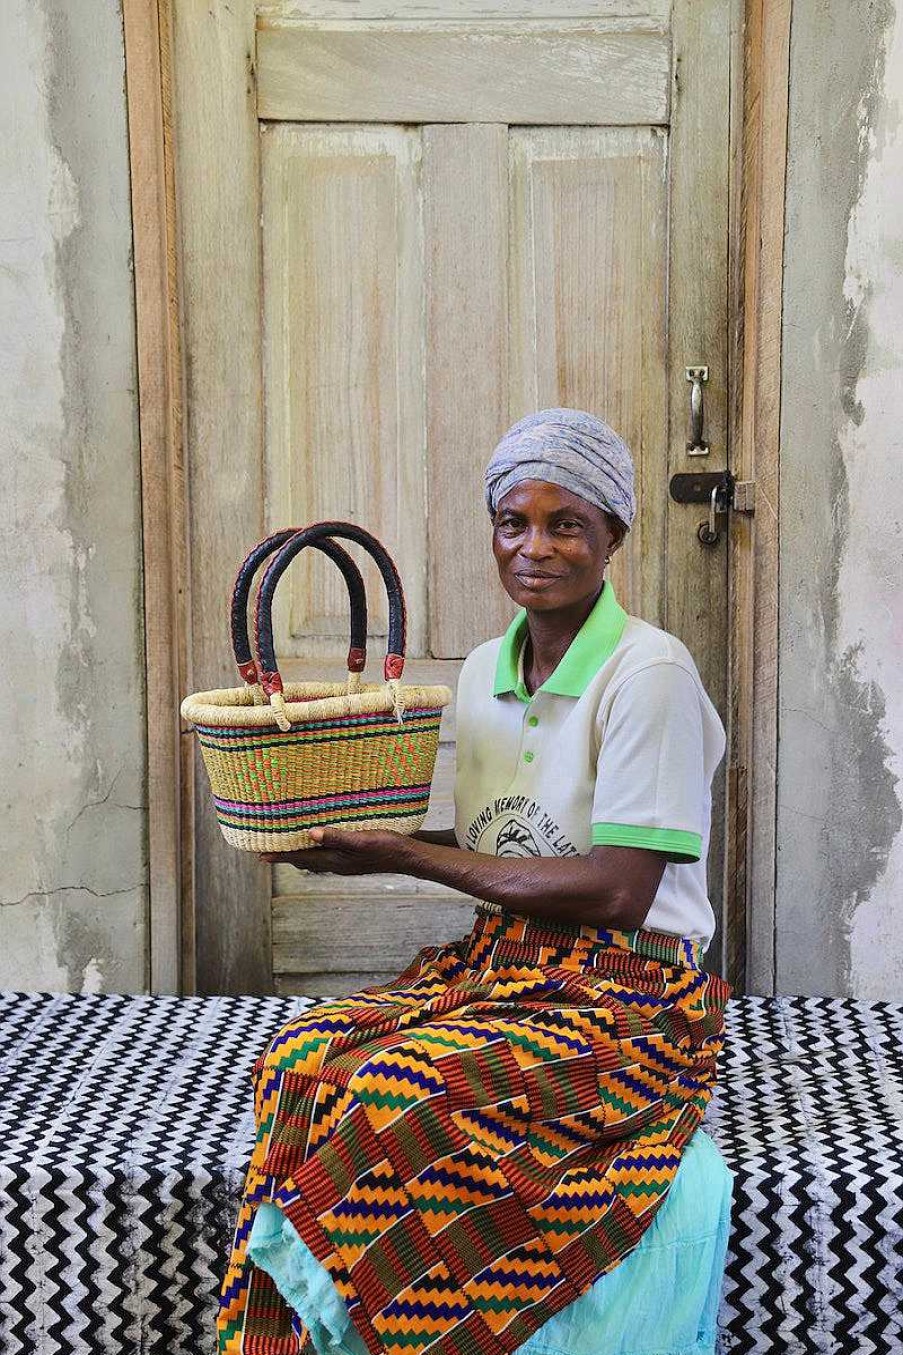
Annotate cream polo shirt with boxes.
[452,580,726,950]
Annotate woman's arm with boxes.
[262,830,666,931]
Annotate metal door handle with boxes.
[686,366,709,456]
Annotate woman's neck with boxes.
[522,583,604,694]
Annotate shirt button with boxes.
[523,750,534,763]
[528,715,539,727]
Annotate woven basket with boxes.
[180,522,452,852]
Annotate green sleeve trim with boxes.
[591,823,703,862]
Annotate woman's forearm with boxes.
[394,837,652,930]
[263,828,663,930]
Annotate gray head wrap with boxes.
[483,407,636,529]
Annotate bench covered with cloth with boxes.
[0,990,900,1354]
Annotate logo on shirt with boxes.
[464,795,579,858]
[495,818,545,857]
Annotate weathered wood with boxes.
[273,891,476,973]
[730,0,790,995]
[256,23,670,124]
[724,0,746,996]
[424,124,513,657]
[171,0,272,994]
[665,0,732,974]
[274,871,467,900]
[258,2,671,20]
[261,124,428,658]
[276,971,409,997]
[508,126,668,625]
[122,0,188,993]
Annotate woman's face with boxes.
[492,479,625,613]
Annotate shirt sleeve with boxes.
[590,661,708,862]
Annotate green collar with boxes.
[493,580,628,703]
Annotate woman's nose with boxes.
[518,527,553,559]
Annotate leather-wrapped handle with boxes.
[230,529,367,684]
[254,521,407,698]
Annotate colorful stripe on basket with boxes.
[194,706,441,752]
[215,783,431,817]
[214,783,431,832]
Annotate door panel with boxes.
[256,22,670,125]
[263,124,668,661]
[262,125,427,655]
[508,126,667,625]
[424,123,512,657]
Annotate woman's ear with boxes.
[607,516,628,554]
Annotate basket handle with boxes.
[230,529,368,688]
[255,521,407,728]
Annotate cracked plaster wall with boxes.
[0,0,147,992]
[777,0,903,994]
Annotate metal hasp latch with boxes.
[668,470,756,547]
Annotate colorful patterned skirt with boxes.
[217,904,733,1355]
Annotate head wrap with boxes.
[483,407,636,529]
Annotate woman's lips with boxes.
[515,571,562,588]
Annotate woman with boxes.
[217,409,734,1355]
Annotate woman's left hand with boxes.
[260,827,414,876]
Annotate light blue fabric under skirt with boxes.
[248,1127,734,1355]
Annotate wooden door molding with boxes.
[665,0,732,974]
[126,0,786,996]
[123,0,193,994]
[726,0,791,995]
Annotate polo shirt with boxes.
[452,580,726,950]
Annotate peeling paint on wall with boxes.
[0,0,147,993]
[839,3,903,998]
[777,0,902,995]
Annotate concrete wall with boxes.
[777,0,903,995]
[0,0,147,993]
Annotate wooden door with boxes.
[171,0,733,995]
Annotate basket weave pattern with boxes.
[181,523,451,853]
[195,703,443,850]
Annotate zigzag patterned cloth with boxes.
[218,905,732,1355]
[3,986,903,1352]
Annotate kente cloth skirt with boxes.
[246,1126,733,1355]
[218,904,733,1355]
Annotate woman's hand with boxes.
[260,826,414,876]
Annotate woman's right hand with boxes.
[259,826,417,875]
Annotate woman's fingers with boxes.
[259,829,398,874]
[309,826,370,850]
[259,848,349,870]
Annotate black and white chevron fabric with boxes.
[0,990,900,1354]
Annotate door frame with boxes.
[123,0,193,994]
[725,0,791,995]
[123,0,789,995]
